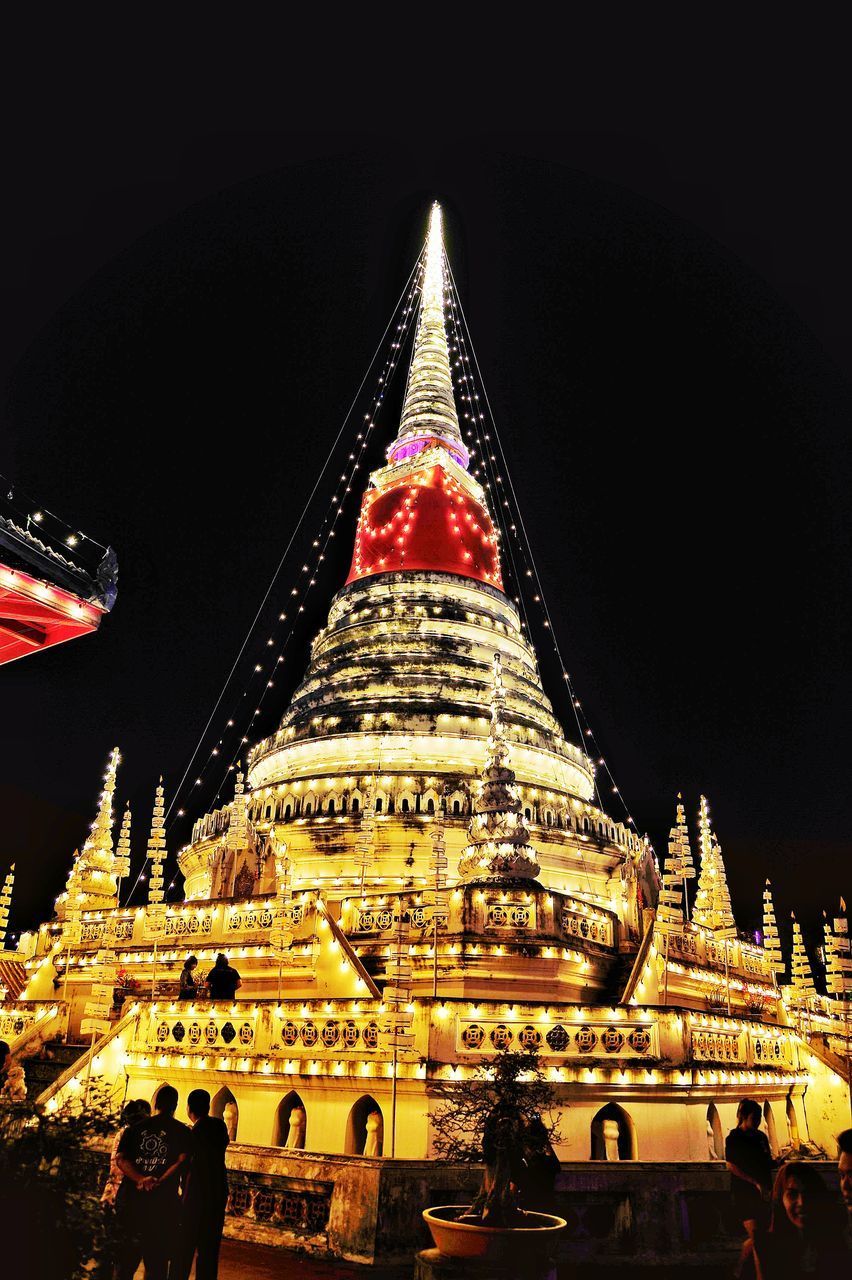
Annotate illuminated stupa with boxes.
[4,203,850,1268]
[182,205,640,913]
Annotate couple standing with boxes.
[114,1084,228,1280]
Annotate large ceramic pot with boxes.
[423,1205,566,1261]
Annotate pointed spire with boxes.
[692,796,736,936]
[458,652,540,882]
[388,203,469,468]
[146,778,167,906]
[763,880,784,977]
[657,794,696,928]
[89,746,120,857]
[61,748,121,912]
[0,864,15,949]
[114,803,132,881]
[790,913,816,999]
[825,899,850,998]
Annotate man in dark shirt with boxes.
[725,1097,773,1249]
[206,952,242,1000]
[115,1083,191,1280]
[172,1088,230,1280]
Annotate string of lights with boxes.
[443,256,648,849]
[122,249,428,905]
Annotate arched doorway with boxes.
[211,1086,239,1142]
[345,1095,383,1156]
[706,1103,724,1159]
[763,1101,779,1157]
[591,1102,636,1160]
[273,1090,307,1148]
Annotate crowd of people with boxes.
[104,1083,229,1280]
[726,1097,852,1277]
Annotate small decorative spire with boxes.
[60,748,121,912]
[146,778,167,906]
[825,899,849,999]
[762,880,784,977]
[388,203,469,468]
[0,864,15,949]
[790,913,816,1000]
[226,764,249,851]
[692,796,736,936]
[89,746,120,855]
[657,794,696,927]
[114,803,132,881]
[458,653,540,882]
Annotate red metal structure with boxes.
[0,481,116,665]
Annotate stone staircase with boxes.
[24,1040,90,1100]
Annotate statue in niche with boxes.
[222,1100,238,1142]
[706,1120,720,1159]
[234,860,256,899]
[602,1118,620,1161]
[363,1110,383,1157]
[286,1105,306,1149]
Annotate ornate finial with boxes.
[658,795,696,927]
[146,779,167,906]
[458,653,540,882]
[0,864,15,949]
[388,203,469,468]
[762,878,784,977]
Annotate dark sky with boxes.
[1,22,849,967]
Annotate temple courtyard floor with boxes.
[206,1238,733,1279]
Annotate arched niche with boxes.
[763,1100,779,1156]
[273,1089,307,1148]
[345,1095,383,1157]
[785,1096,800,1150]
[590,1102,636,1160]
[211,1086,239,1142]
[706,1103,724,1159]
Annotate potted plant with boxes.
[423,1051,566,1263]
[112,967,138,1012]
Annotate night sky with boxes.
[1,26,849,969]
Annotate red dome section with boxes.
[346,465,503,589]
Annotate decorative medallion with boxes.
[188,1023,202,1045]
[172,1021,186,1043]
[489,1023,513,1050]
[300,1022,318,1047]
[628,1027,651,1054]
[342,1021,360,1048]
[220,1021,237,1045]
[204,1021,219,1045]
[602,1027,624,1054]
[574,1026,598,1053]
[238,1022,254,1045]
[155,1022,169,1043]
[518,1024,543,1050]
[545,1024,570,1053]
[321,1021,340,1048]
[461,1023,485,1050]
[363,1021,379,1049]
[281,1021,299,1048]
